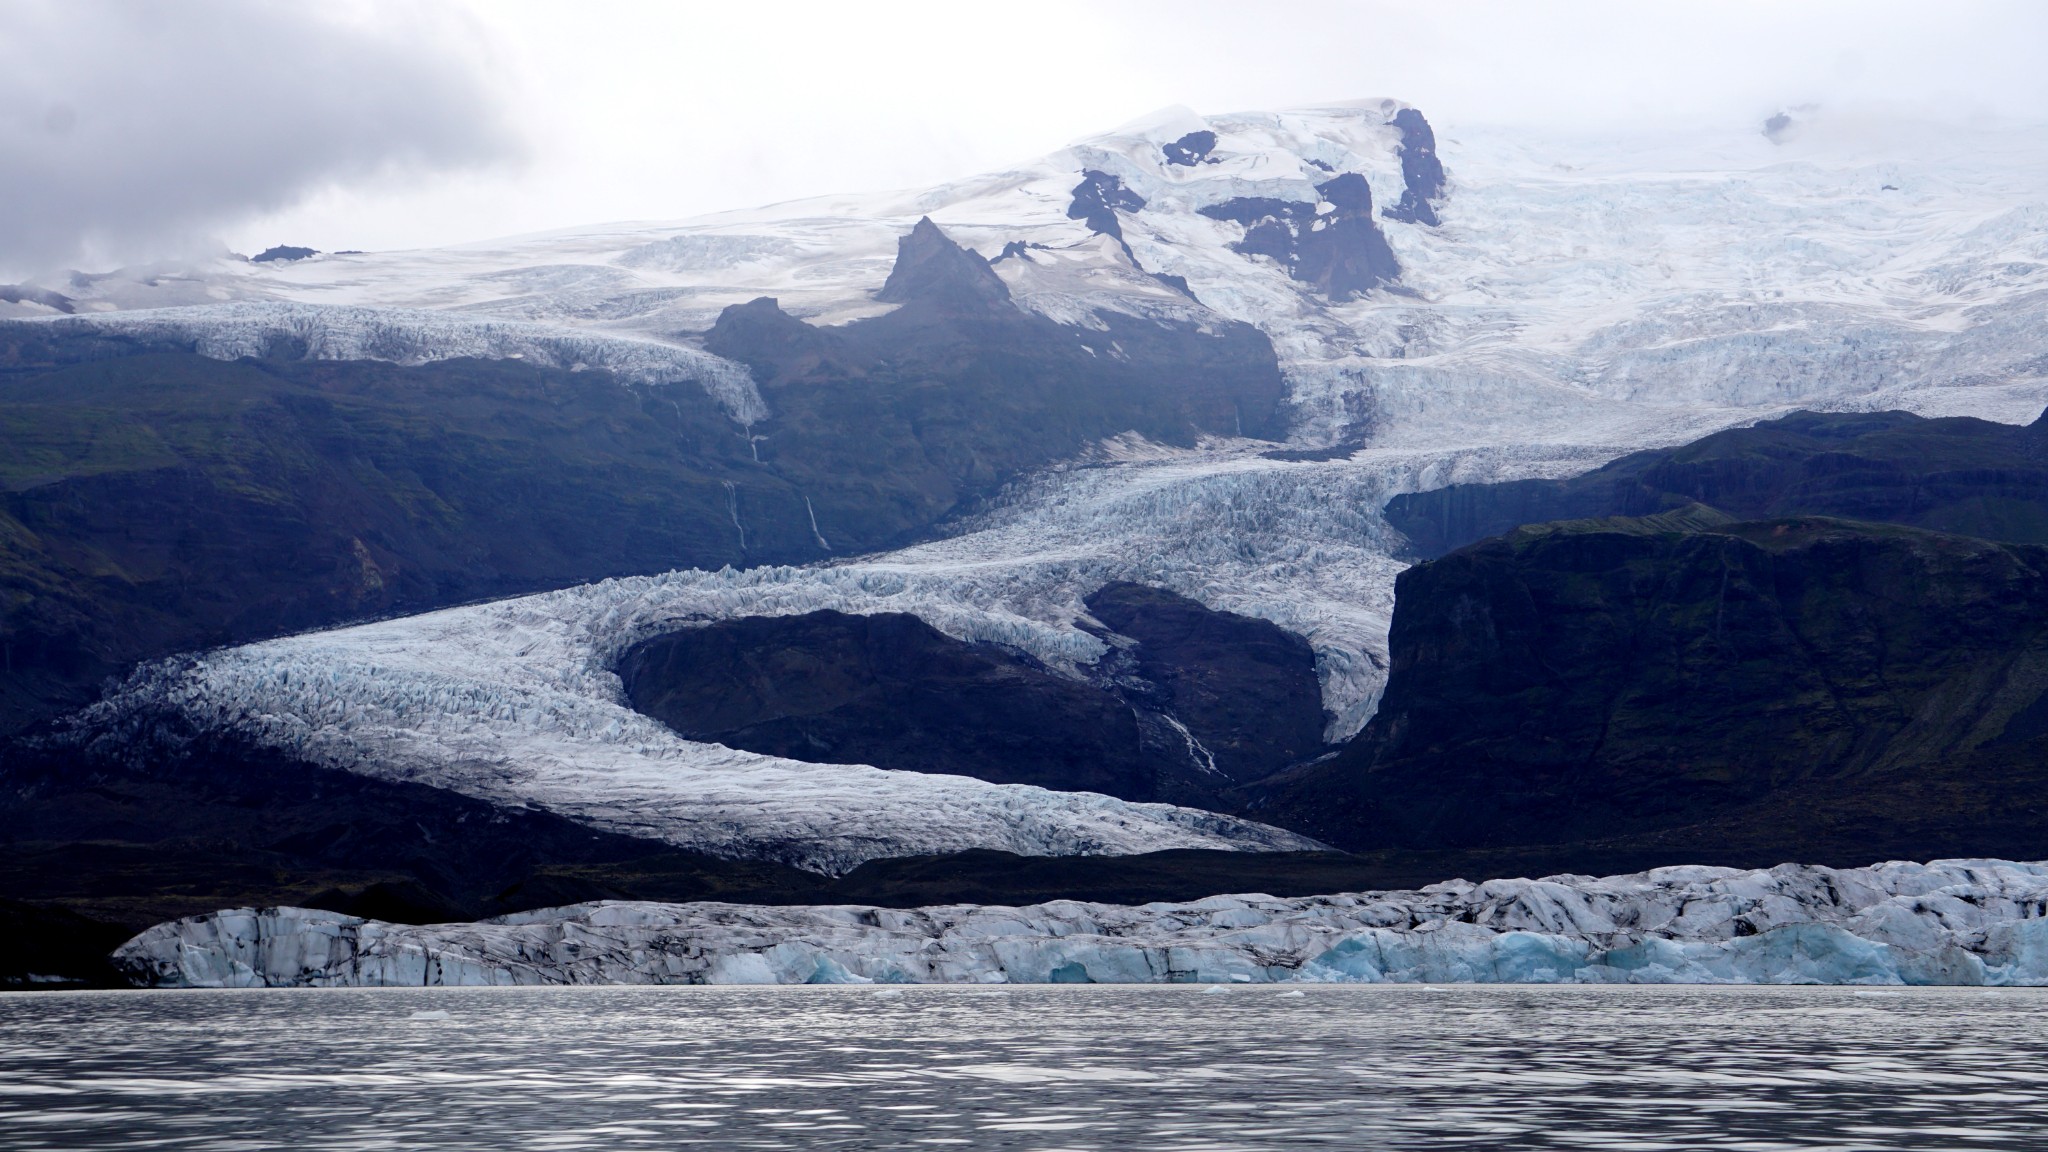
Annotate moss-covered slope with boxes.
[1241,509,2048,866]
[1384,408,2048,558]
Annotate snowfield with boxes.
[117,860,2048,988]
[48,100,2048,869]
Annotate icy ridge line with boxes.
[116,859,2048,988]
[28,303,769,425]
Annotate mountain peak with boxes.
[874,217,1011,312]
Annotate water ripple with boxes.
[2,986,2045,1150]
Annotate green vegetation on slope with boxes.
[1384,408,2048,558]
[1242,509,2048,866]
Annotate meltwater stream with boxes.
[3,986,2044,1150]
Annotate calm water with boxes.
[1,985,2044,1150]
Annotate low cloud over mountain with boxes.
[0,0,522,276]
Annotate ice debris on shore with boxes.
[116,859,2048,988]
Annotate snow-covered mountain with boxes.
[43,99,2048,872]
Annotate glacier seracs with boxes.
[113,860,2048,989]
[45,101,2048,870]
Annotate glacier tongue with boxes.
[114,859,2048,989]
[76,437,1607,872]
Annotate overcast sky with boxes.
[3,0,2045,277]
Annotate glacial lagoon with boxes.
[3,985,2044,1149]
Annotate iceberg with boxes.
[116,859,2048,989]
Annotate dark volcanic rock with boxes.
[251,245,319,263]
[875,216,1011,312]
[0,284,74,314]
[1199,197,1310,262]
[1381,108,1446,226]
[618,588,1331,804]
[703,219,1288,551]
[620,610,1153,796]
[1384,408,2048,558]
[1199,174,1401,299]
[1163,130,1218,166]
[1240,509,2048,866]
[1066,169,1147,241]
[1083,582,1329,784]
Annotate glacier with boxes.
[26,301,770,425]
[113,860,2048,989]
[41,100,2048,870]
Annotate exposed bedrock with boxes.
[1081,582,1329,785]
[1162,130,1219,167]
[620,610,1156,797]
[0,283,76,314]
[1383,408,2048,559]
[250,245,319,263]
[1065,169,1147,242]
[1198,173,1401,299]
[703,219,1289,537]
[1242,509,2048,864]
[617,585,1331,806]
[875,216,1015,312]
[1382,107,1446,226]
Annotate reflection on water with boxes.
[2,985,2044,1149]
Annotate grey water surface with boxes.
[1,985,2043,1149]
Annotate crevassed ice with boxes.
[115,859,2048,988]
[40,302,768,425]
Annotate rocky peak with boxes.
[1382,107,1446,226]
[874,217,1012,312]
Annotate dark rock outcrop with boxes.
[1384,408,2048,558]
[874,216,1011,312]
[251,245,318,263]
[1083,582,1328,785]
[620,610,1154,796]
[1240,509,2048,867]
[1163,130,1218,166]
[703,220,1288,551]
[1381,108,1446,226]
[1199,173,1401,299]
[0,284,74,314]
[1066,169,1147,241]
[618,587,1331,805]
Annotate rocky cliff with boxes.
[1244,508,2048,866]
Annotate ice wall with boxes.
[116,859,2048,989]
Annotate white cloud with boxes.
[10,0,2047,267]
[0,0,523,277]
